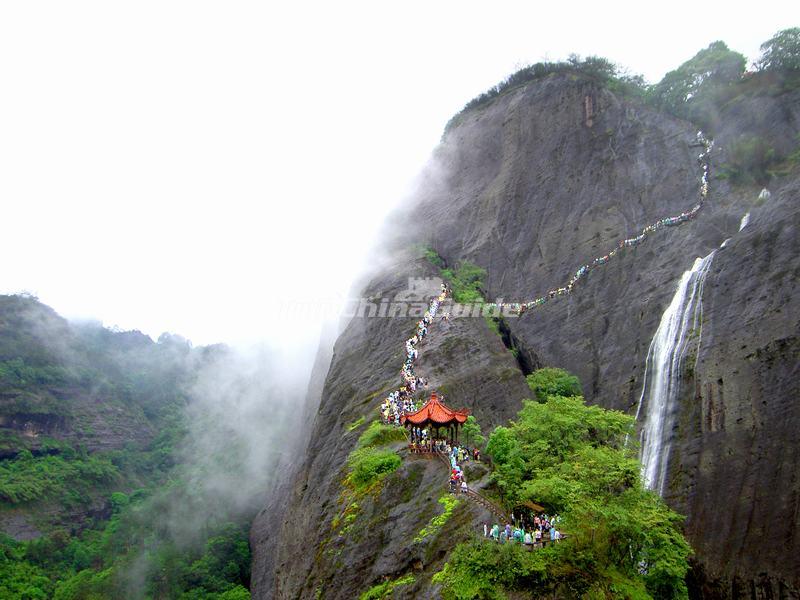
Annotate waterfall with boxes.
[721,212,751,248]
[635,252,716,495]
[739,212,750,231]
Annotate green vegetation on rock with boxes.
[344,421,405,492]
[445,55,645,134]
[356,421,406,449]
[647,41,746,127]
[441,262,487,304]
[0,500,252,600]
[415,495,460,543]
[720,136,780,185]
[346,416,366,431]
[359,573,415,600]
[0,450,119,504]
[346,447,402,492]
[420,246,487,304]
[421,245,445,268]
[436,370,691,599]
[526,367,583,403]
[0,295,255,599]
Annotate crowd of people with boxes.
[379,283,449,425]
[487,132,713,316]
[401,283,449,387]
[444,442,478,494]
[483,514,563,547]
[410,433,480,461]
[380,390,420,425]
[405,427,479,495]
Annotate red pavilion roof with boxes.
[401,392,470,426]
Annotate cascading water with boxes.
[635,252,716,495]
[739,212,750,231]
[720,212,750,248]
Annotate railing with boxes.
[409,446,510,524]
[462,488,509,524]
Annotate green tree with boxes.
[756,28,800,72]
[460,416,485,448]
[464,385,691,599]
[648,41,745,127]
[525,367,582,402]
[441,262,487,304]
[721,135,777,185]
[484,426,525,500]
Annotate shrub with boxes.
[721,135,777,185]
[422,246,445,268]
[460,416,485,448]
[441,262,487,304]
[468,381,691,599]
[357,421,406,449]
[346,447,401,491]
[0,452,119,504]
[0,359,75,389]
[415,495,460,542]
[360,574,415,600]
[346,416,365,432]
[434,539,550,599]
[484,316,500,336]
[525,367,582,402]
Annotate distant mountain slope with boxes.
[0,294,206,458]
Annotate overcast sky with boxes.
[0,1,795,349]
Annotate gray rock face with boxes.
[673,183,800,598]
[254,257,530,599]
[252,74,800,598]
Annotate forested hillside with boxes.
[0,294,291,599]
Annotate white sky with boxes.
[1,1,796,349]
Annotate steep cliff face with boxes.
[251,255,530,599]
[252,73,799,598]
[673,185,800,598]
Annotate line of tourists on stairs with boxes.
[446,442,471,495]
[380,283,449,425]
[367,132,715,555]
[380,386,427,425]
[486,132,713,316]
[401,283,449,388]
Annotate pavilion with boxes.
[400,391,470,443]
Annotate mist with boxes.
[0,290,329,595]
[1,1,790,352]
[103,335,321,597]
